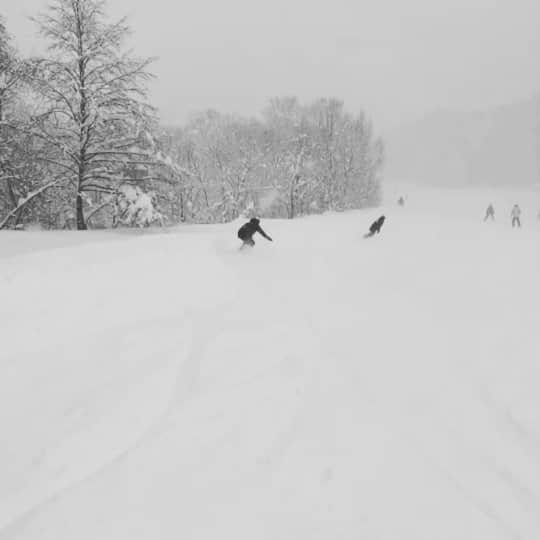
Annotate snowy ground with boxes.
[1,186,539,540]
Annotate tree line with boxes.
[0,0,385,230]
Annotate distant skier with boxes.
[364,215,386,238]
[398,196,405,207]
[484,203,495,222]
[237,217,273,248]
[511,204,521,228]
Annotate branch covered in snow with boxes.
[0,179,61,229]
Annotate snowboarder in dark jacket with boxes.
[237,218,273,248]
[364,215,385,238]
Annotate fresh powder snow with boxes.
[0,185,539,540]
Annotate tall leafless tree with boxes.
[29,0,156,229]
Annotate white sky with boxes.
[3,0,540,130]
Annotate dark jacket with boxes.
[369,215,385,234]
[238,218,272,241]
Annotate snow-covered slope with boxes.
[1,187,539,540]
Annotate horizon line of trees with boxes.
[1,0,385,230]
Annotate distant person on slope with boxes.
[364,215,386,238]
[484,203,495,222]
[511,204,521,228]
[398,196,405,207]
[237,217,273,248]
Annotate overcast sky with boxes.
[3,0,540,130]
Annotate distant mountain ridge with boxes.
[384,96,540,187]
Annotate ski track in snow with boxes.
[0,185,539,539]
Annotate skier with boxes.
[511,204,521,228]
[484,203,495,221]
[398,196,405,207]
[364,215,386,238]
[237,217,273,248]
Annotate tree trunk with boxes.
[76,193,87,230]
[179,190,184,222]
[289,188,294,219]
[289,174,300,219]
[5,178,22,225]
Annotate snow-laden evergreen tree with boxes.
[29,0,156,229]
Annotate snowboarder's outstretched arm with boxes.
[256,225,272,241]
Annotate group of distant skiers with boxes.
[484,203,523,227]
[397,196,526,228]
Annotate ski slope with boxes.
[1,186,539,540]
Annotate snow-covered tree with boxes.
[0,16,26,122]
[112,184,163,228]
[0,16,50,229]
[261,97,383,217]
[262,97,314,218]
[0,16,20,216]
[156,97,384,224]
[28,0,156,229]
